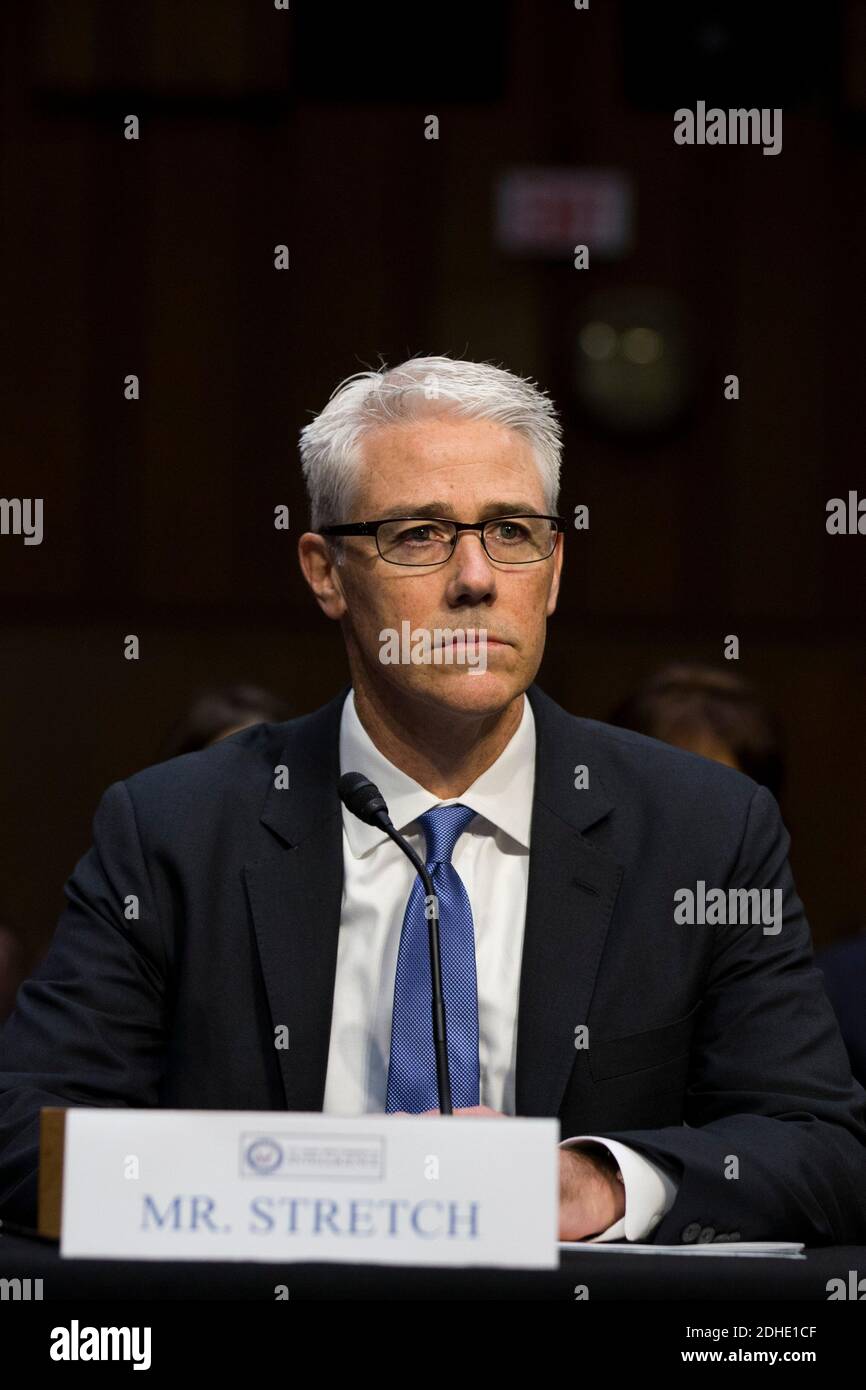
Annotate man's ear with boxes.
[297,532,348,620]
[546,532,564,617]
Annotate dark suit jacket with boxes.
[2,682,865,1244]
[817,933,866,1091]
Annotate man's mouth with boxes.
[433,634,509,647]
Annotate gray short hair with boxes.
[299,355,562,534]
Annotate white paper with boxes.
[559,1240,805,1258]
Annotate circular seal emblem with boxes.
[245,1137,283,1174]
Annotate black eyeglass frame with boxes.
[318,514,567,566]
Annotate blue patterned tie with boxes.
[386,803,480,1112]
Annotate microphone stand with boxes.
[338,772,453,1116]
[379,822,453,1116]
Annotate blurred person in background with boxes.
[610,662,866,1088]
[156,683,292,760]
[609,664,785,801]
[0,686,292,1023]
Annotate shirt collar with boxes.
[339,686,535,859]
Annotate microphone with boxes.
[338,772,453,1115]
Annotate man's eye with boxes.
[492,522,530,541]
[399,525,446,543]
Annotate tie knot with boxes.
[418,803,477,866]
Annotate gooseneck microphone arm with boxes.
[338,772,453,1116]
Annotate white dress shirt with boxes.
[322,687,678,1241]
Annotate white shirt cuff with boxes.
[559,1135,678,1242]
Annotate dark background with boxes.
[1,0,865,976]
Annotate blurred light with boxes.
[579,321,618,361]
[622,326,664,365]
[695,22,731,56]
[573,286,693,435]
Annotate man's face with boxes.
[317,412,563,720]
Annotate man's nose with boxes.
[446,530,497,590]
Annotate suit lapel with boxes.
[244,683,351,1112]
[515,685,623,1117]
[244,679,624,1121]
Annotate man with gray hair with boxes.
[1,355,865,1248]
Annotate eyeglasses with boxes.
[319,514,566,566]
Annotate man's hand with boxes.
[559,1144,625,1240]
[390,1107,625,1239]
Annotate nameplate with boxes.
[60,1110,559,1268]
